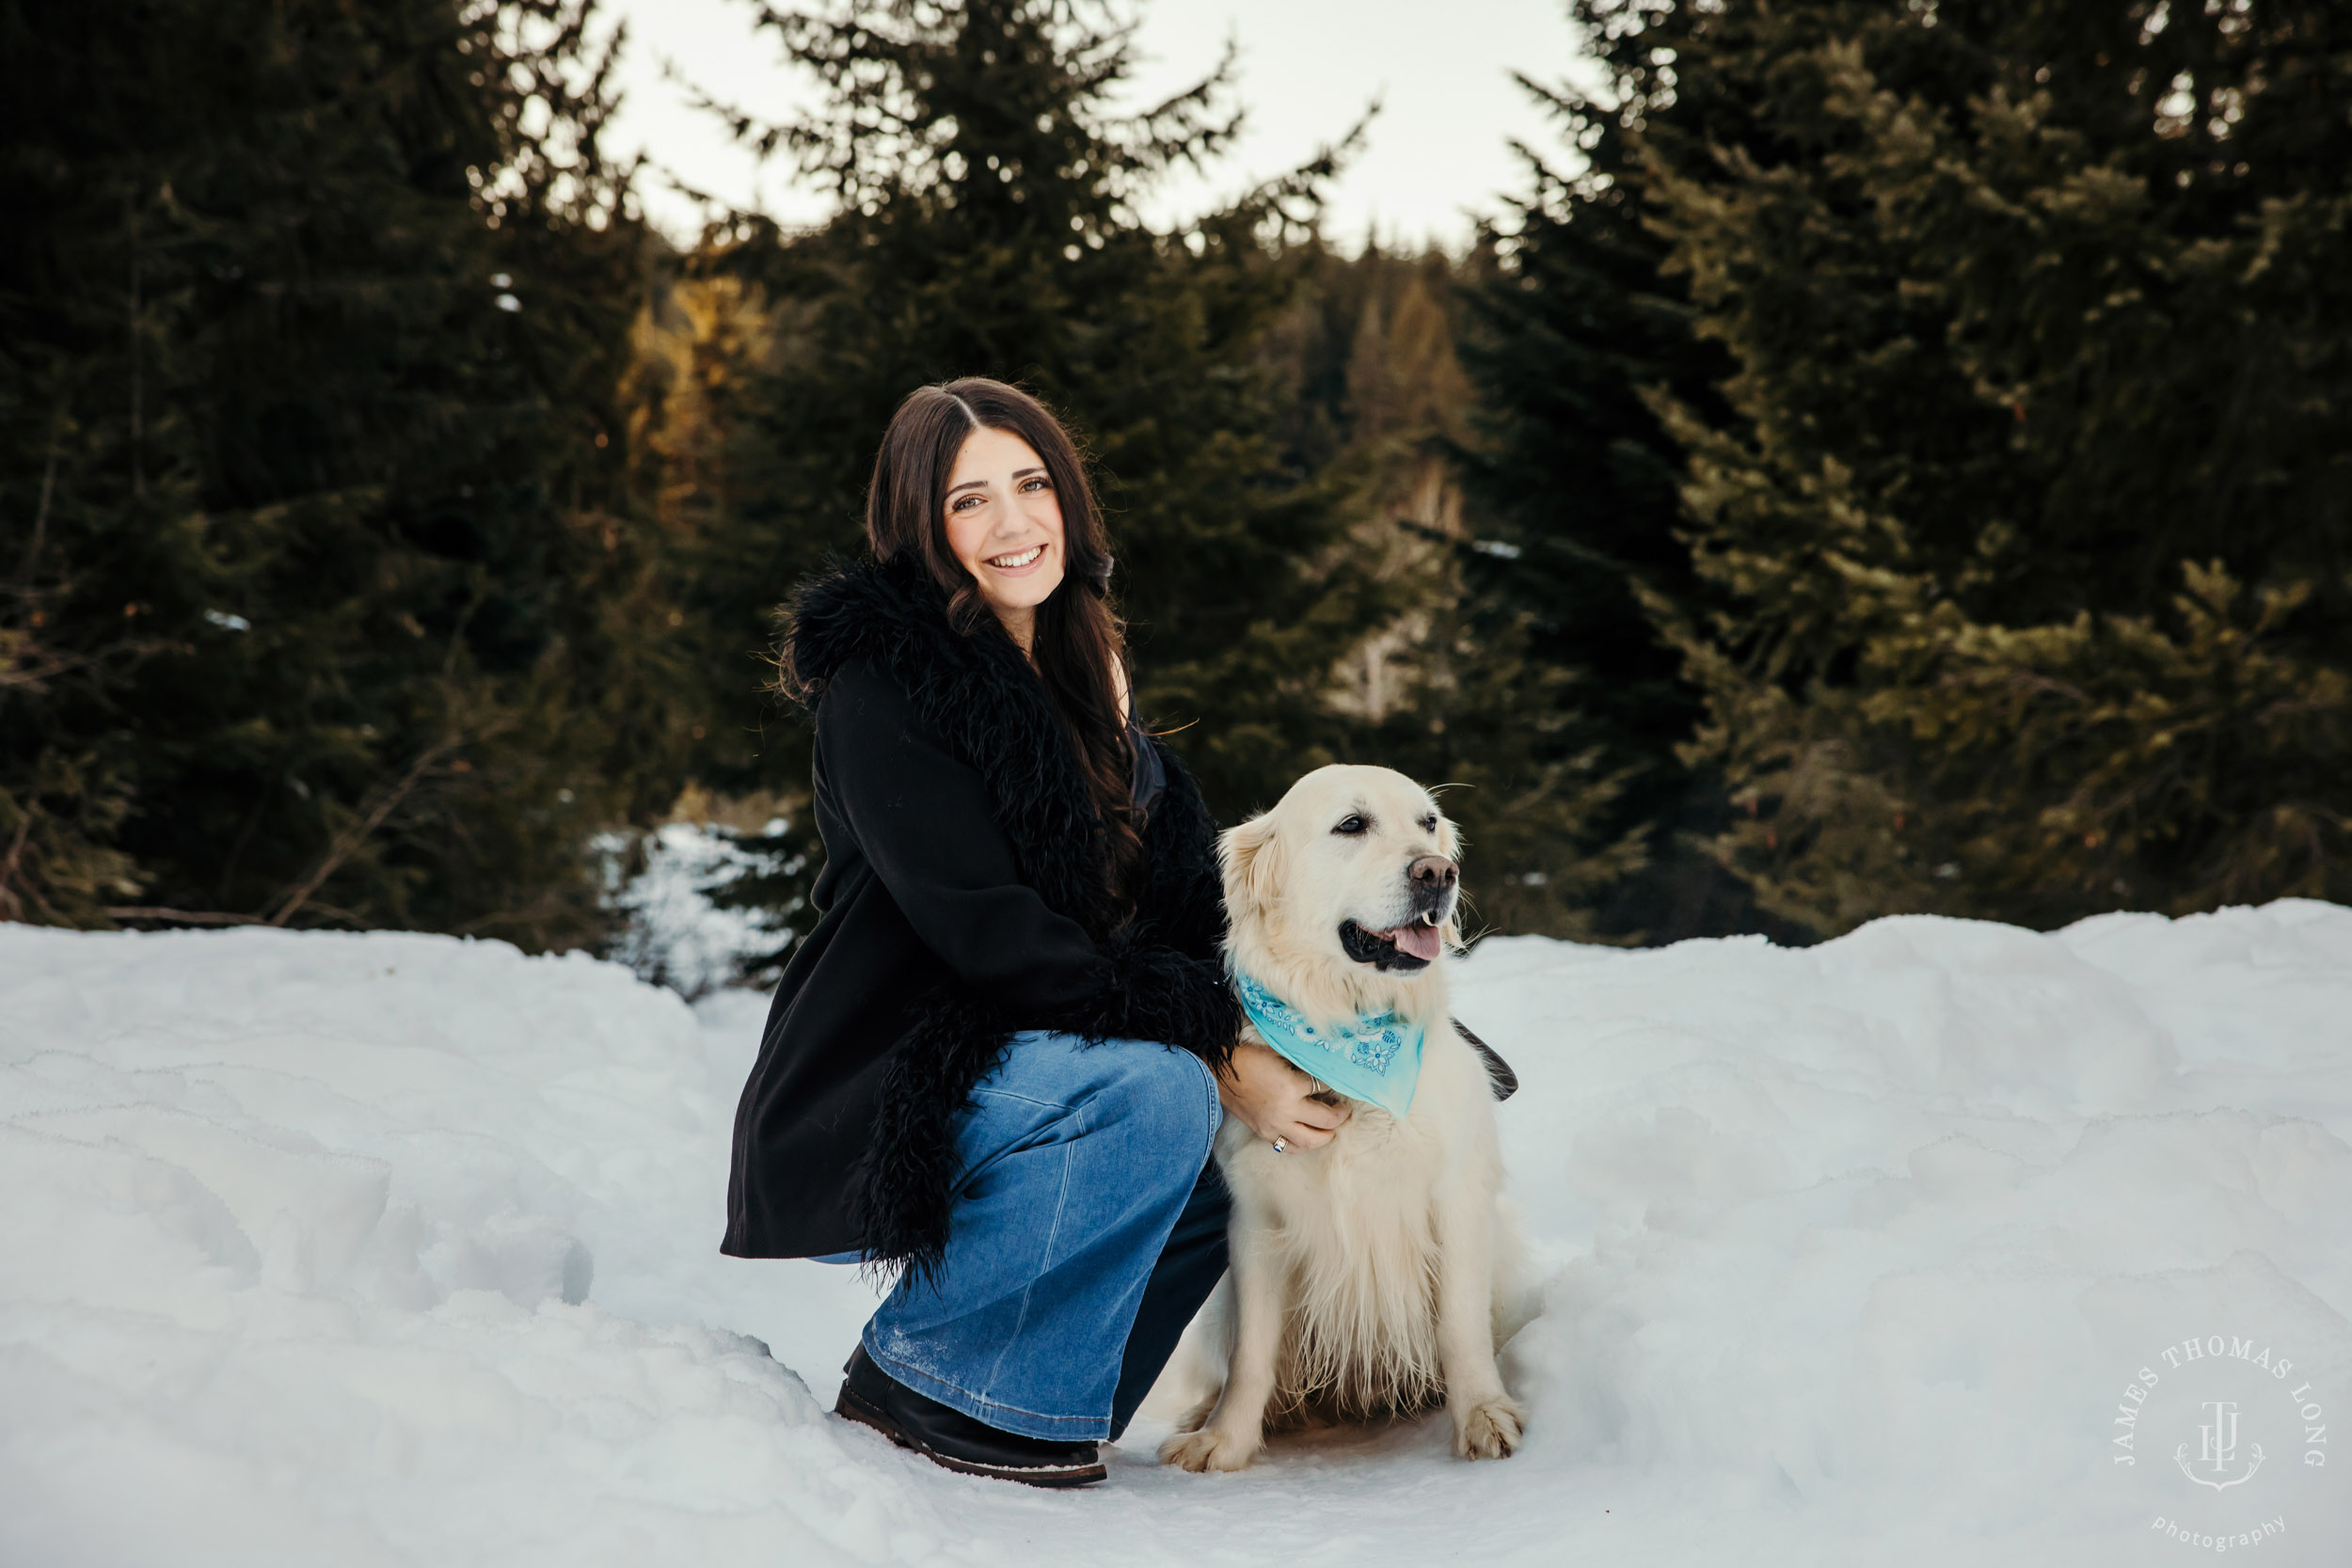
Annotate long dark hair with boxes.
[859,378,1144,911]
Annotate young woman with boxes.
[721,378,1345,1487]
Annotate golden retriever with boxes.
[1158,764,1525,1472]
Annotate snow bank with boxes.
[0,930,925,1568]
[4,906,2348,1565]
[1474,907,2352,1561]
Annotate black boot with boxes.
[835,1345,1106,1488]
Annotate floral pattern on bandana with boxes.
[1232,971,1426,1118]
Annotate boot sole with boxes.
[834,1385,1106,1489]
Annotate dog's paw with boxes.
[1451,1395,1524,1461]
[1158,1426,1262,1473]
[1171,1394,1217,1436]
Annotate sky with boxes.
[598,0,1600,252]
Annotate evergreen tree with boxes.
[1261,244,1647,937]
[1,0,691,941]
[1642,0,2352,930]
[660,0,1403,943]
[1451,0,1798,942]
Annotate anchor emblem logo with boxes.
[2174,1400,2265,1491]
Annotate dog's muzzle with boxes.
[1338,856,1458,971]
[1407,854,1457,918]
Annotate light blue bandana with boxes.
[1233,970,1427,1119]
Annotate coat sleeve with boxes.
[818,661,1108,1011]
[818,661,1241,1066]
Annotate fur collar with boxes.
[783,554,1239,1279]
[786,552,1114,937]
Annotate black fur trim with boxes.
[787,554,1111,936]
[792,556,1235,1278]
[843,986,1013,1287]
[1052,931,1241,1073]
[847,937,1239,1286]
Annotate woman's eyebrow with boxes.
[946,466,1044,499]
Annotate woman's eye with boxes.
[1333,815,1366,836]
[951,494,980,511]
[1020,476,1051,493]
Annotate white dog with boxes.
[1159,764,1526,1473]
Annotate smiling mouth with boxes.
[984,545,1045,570]
[1339,915,1444,971]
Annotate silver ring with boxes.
[1271,1136,1288,1153]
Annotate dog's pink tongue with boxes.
[1387,922,1442,961]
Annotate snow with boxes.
[596,821,794,1001]
[4,904,2349,1565]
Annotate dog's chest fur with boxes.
[1213,1023,1505,1424]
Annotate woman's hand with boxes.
[1215,1038,1351,1150]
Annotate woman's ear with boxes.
[1217,811,1284,925]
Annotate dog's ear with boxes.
[1218,811,1286,922]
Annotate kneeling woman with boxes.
[722,378,1344,1486]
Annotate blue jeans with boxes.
[834,1030,1228,1442]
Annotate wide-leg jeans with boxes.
[850,1029,1232,1443]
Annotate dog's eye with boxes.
[1420,813,1438,833]
[1332,814,1367,836]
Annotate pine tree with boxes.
[1643,0,2352,931]
[1449,0,1804,942]
[659,0,1401,942]
[1255,244,1646,938]
[1,0,692,941]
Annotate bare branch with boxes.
[0,815,32,922]
[15,440,58,585]
[103,906,269,927]
[266,735,465,927]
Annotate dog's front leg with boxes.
[1434,1177,1523,1459]
[1159,1195,1283,1473]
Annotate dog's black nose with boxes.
[1408,855,1457,892]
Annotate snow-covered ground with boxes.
[5,905,2348,1565]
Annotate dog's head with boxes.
[1219,764,1462,1023]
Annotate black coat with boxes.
[720,556,1241,1276]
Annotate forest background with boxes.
[6,0,2348,977]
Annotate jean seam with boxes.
[957,1087,1079,1192]
[976,1096,1082,1404]
[861,1034,1216,1440]
[864,1338,1107,1430]
[1193,1047,1221,1160]
[969,1087,1078,1114]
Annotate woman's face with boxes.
[942,424,1066,643]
